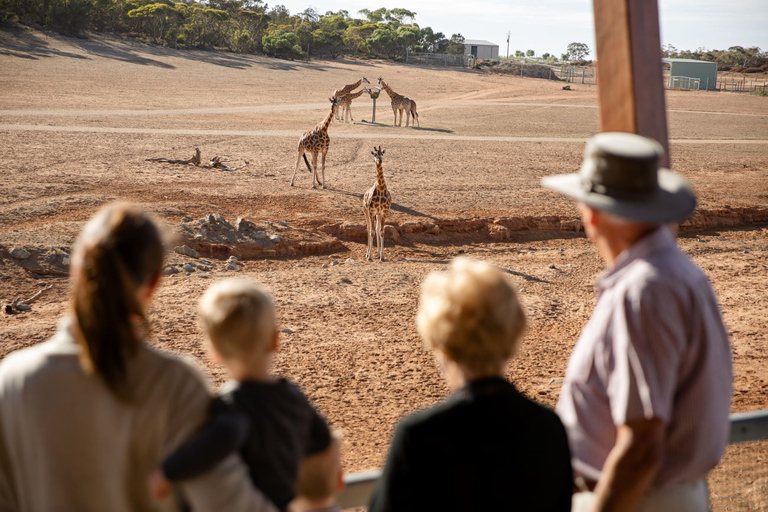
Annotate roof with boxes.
[662,58,717,66]
[463,39,498,47]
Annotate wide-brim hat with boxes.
[541,132,696,224]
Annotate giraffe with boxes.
[291,97,339,189]
[363,146,392,262]
[377,78,415,127]
[407,98,420,127]
[332,77,370,99]
[334,88,366,123]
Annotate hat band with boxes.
[582,178,656,202]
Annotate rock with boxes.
[163,266,180,276]
[329,254,339,259]
[489,224,510,241]
[278,220,289,227]
[281,328,294,334]
[330,260,339,266]
[457,249,465,254]
[548,264,556,269]
[269,234,281,243]
[213,213,226,224]
[549,377,565,385]
[228,255,239,263]
[4,305,14,315]
[340,277,353,284]
[383,225,400,243]
[14,303,31,312]
[322,264,329,269]
[183,263,196,273]
[10,248,31,260]
[204,213,215,224]
[226,262,239,271]
[175,245,200,259]
[182,216,193,223]
[345,258,355,263]
[194,234,204,241]
[519,288,525,292]
[198,272,210,278]
[236,217,256,232]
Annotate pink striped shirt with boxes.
[556,227,732,486]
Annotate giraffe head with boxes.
[329,96,339,113]
[377,77,385,86]
[371,145,386,165]
[362,77,370,84]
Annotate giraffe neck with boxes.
[376,162,386,192]
[350,88,365,99]
[381,82,396,97]
[319,107,335,132]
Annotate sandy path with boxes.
[2,123,768,144]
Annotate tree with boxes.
[515,49,524,58]
[542,52,550,60]
[446,33,464,54]
[526,49,534,57]
[566,42,589,61]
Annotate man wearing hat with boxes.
[543,132,732,512]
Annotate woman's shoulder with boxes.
[136,343,211,393]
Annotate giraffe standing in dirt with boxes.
[291,97,339,189]
[406,98,420,127]
[335,88,367,123]
[377,78,416,127]
[363,146,392,262]
[333,77,370,98]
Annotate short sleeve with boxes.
[305,406,331,456]
[605,283,686,426]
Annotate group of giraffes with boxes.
[290,76,416,261]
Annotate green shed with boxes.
[663,58,718,91]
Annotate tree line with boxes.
[662,45,767,73]
[0,0,468,60]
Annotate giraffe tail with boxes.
[302,153,313,173]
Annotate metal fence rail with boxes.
[337,409,768,510]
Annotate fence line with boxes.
[337,409,768,510]
[405,51,470,67]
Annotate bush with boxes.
[46,0,93,35]
[262,29,304,59]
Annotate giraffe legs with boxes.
[405,109,410,127]
[290,148,303,186]
[311,152,320,188]
[364,207,373,261]
[320,148,327,189]
[375,214,385,262]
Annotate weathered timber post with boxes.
[366,87,381,123]
[593,0,670,166]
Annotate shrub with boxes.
[262,29,304,59]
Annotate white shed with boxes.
[463,39,499,60]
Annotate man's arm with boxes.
[590,418,664,512]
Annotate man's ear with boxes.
[271,329,280,352]
[579,203,599,227]
[336,469,345,492]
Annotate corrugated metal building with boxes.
[663,58,718,91]
[463,39,499,60]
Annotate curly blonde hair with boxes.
[199,279,277,360]
[416,258,526,373]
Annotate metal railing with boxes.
[337,409,768,510]
[669,75,701,90]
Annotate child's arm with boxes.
[162,397,249,481]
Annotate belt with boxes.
[573,476,598,494]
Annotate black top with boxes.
[163,378,331,512]
[368,377,573,512]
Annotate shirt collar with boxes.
[596,226,675,292]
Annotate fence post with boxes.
[706,77,709,91]
[582,67,585,83]
[406,48,409,64]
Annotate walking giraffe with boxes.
[363,146,392,262]
[333,77,370,98]
[334,88,366,123]
[377,78,417,127]
[291,97,339,189]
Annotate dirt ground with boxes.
[1,26,768,506]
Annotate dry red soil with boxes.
[1,27,767,508]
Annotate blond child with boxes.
[289,430,345,512]
[150,279,331,512]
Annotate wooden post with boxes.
[372,98,376,123]
[593,0,670,167]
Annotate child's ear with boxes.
[336,469,345,492]
[271,329,280,352]
[207,344,223,364]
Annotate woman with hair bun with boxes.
[369,258,573,512]
[0,205,276,512]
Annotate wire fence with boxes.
[669,75,701,90]
[405,51,470,67]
